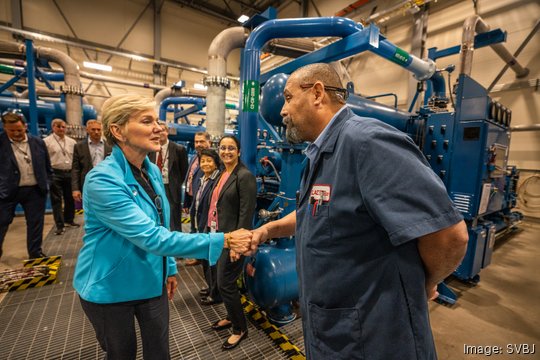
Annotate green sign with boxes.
[391,47,410,66]
[243,80,260,112]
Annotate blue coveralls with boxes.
[296,107,463,359]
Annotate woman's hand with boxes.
[166,275,178,300]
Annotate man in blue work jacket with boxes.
[251,63,469,359]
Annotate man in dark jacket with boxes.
[71,120,112,203]
[0,109,52,259]
[149,123,188,231]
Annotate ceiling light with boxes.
[83,61,112,72]
[237,14,249,23]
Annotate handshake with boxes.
[224,227,269,260]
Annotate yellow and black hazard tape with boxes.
[23,255,62,267]
[181,216,191,224]
[2,256,62,292]
[241,295,305,360]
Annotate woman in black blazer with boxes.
[207,135,257,350]
[190,149,222,304]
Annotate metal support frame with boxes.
[25,39,38,135]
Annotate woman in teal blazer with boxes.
[73,94,250,360]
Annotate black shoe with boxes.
[66,222,80,228]
[211,319,232,331]
[222,331,248,350]
[29,252,47,259]
[55,228,65,235]
[199,288,209,297]
[201,296,222,306]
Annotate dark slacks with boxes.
[164,184,181,232]
[50,169,75,229]
[0,185,46,258]
[217,249,247,334]
[79,288,170,360]
[202,259,221,301]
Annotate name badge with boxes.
[210,220,217,233]
[310,184,331,203]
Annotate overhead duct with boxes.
[262,38,316,58]
[459,15,529,78]
[204,27,248,139]
[0,40,83,126]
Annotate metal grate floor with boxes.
[0,222,304,359]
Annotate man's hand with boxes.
[426,284,439,301]
[227,228,252,254]
[250,226,269,253]
[166,276,178,300]
[72,190,82,202]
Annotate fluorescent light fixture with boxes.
[237,14,249,23]
[130,54,146,61]
[83,61,112,72]
[194,83,207,90]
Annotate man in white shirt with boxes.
[44,118,78,235]
[71,120,112,203]
[0,109,52,259]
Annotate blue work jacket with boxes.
[296,107,462,359]
[73,146,223,304]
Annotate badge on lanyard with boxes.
[309,184,331,216]
[210,220,217,233]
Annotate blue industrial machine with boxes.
[234,15,523,320]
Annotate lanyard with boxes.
[11,141,31,163]
[53,135,68,157]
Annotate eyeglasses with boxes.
[299,83,349,101]
[219,145,237,152]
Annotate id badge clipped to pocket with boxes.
[210,220,217,233]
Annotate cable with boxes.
[265,159,282,182]
[447,71,455,109]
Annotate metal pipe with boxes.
[158,97,206,122]
[205,27,248,140]
[459,15,529,78]
[0,40,84,126]
[19,88,62,98]
[240,17,364,172]
[510,124,540,132]
[34,45,83,126]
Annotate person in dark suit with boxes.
[190,149,222,305]
[149,123,188,231]
[71,120,112,203]
[0,109,52,259]
[208,135,257,350]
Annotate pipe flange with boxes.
[203,76,230,89]
[60,84,85,96]
[414,58,437,81]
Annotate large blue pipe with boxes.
[239,17,364,173]
[158,97,206,121]
[346,94,415,133]
[167,123,206,142]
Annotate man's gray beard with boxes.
[285,127,303,144]
[283,117,303,144]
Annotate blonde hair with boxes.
[101,94,155,146]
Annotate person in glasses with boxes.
[249,63,468,360]
[0,109,52,260]
[71,120,112,205]
[44,118,79,235]
[189,149,223,306]
[72,95,252,360]
[208,135,257,350]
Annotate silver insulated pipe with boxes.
[204,27,248,139]
[459,15,529,78]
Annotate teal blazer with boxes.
[73,146,224,303]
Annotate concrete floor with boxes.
[1,214,539,359]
